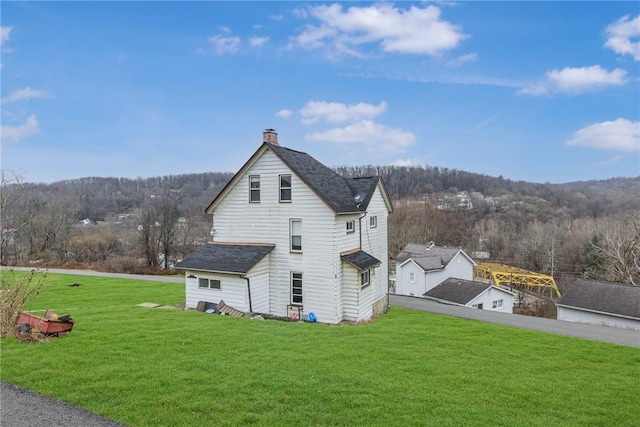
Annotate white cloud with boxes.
[305,119,416,153]
[289,3,467,57]
[250,36,269,47]
[604,14,640,61]
[392,158,418,167]
[1,87,49,104]
[446,52,478,67]
[269,14,285,21]
[276,109,293,118]
[566,118,639,152]
[1,26,12,45]
[0,115,39,142]
[520,65,627,95]
[208,35,241,54]
[300,100,387,124]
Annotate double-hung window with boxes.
[360,269,370,288]
[492,299,504,309]
[198,278,221,290]
[290,219,302,252]
[346,220,355,233]
[369,216,377,228]
[249,175,260,202]
[291,272,303,305]
[280,174,292,202]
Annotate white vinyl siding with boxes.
[211,149,340,323]
[185,271,248,312]
[468,287,514,314]
[557,306,640,331]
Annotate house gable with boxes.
[206,142,392,215]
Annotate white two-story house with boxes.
[394,243,476,296]
[176,130,393,324]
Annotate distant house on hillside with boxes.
[394,243,476,296]
[556,279,640,331]
[424,278,515,313]
[176,129,393,324]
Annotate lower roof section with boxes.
[341,249,381,271]
[175,242,275,275]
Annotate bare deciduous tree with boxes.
[592,210,640,285]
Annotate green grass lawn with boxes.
[1,273,639,426]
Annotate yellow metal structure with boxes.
[473,262,561,298]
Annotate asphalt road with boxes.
[390,294,640,348]
[0,381,125,427]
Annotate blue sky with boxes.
[1,1,639,184]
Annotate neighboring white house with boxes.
[176,129,393,324]
[423,278,515,313]
[556,279,640,331]
[394,243,476,296]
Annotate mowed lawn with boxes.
[1,273,639,426]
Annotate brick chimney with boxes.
[263,128,278,145]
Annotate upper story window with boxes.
[280,174,292,202]
[369,216,377,228]
[409,272,416,283]
[346,220,355,233]
[290,219,302,252]
[249,175,260,203]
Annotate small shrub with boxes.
[0,269,48,338]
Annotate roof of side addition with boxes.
[175,243,275,275]
[341,249,381,271]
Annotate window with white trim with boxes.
[473,303,484,310]
[361,269,370,288]
[346,220,355,233]
[198,278,221,290]
[249,175,260,202]
[369,216,377,228]
[409,272,416,283]
[290,219,302,252]
[291,272,303,305]
[279,174,292,202]
[492,299,503,309]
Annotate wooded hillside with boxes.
[2,167,639,288]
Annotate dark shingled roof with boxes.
[341,250,381,271]
[175,243,275,274]
[395,243,462,271]
[557,279,640,319]
[267,143,382,213]
[424,278,492,305]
